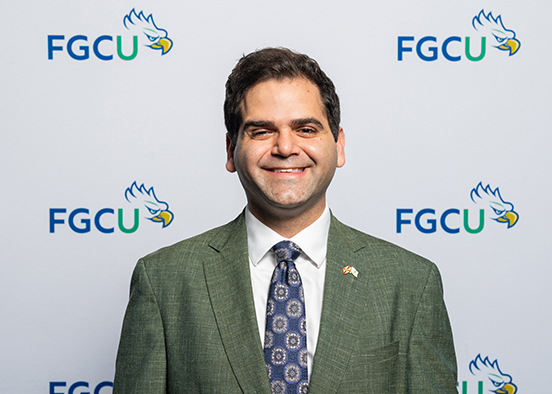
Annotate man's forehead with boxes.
[240,77,326,123]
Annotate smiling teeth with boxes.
[272,168,303,173]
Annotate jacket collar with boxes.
[307,215,367,394]
[205,212,272,394]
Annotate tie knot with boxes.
[272,240,302,263]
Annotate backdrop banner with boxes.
[2,0,549,392]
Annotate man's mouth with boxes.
[268,168,305,173]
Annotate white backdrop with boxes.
[2,0,550,392]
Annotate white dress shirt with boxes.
[245,206,330,381]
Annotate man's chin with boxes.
[249,194,326,220]
[263,193,312,211]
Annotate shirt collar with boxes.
[245,205,331,268]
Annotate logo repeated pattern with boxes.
[264,241,308,394]
[49,181,174,233]
[398,9,521,61]
[47,9,173,60]
[457,355,518,393]
[396,182,519,234]
[470,183,518,229]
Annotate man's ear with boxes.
[225,133,236,173]
[336,127,346,168]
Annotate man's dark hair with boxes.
[224,47,341,145]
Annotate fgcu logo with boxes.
[457,355,518,393]
[48,9,173,61]
[396,182,519,234]
[398,10,520,61]
[49,182,174,233]
[50,381,112,394]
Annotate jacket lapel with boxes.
[203,213,272,394]
[308,216,368,394]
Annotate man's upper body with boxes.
[113,47,458,393]
[113,212,457,393]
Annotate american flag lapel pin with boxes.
[342,266,359,278]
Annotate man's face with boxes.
[226,77,345,223]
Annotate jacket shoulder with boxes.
[138,213,245,272]
[330,216,438,278]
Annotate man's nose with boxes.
[271,129,300,157]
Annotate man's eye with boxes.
[250,130,271,139]
[297,128,316,135]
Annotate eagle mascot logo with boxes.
[123,9,173,55]
[125,182,174,228]
[472,10,520,56]
[469,355,517,393]
[471,182,519,228]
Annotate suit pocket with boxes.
[356,340,399,365]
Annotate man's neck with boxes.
[247,200,326,238]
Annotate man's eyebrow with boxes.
[242,118,325,131]
[242,120,276,130]
[290,118,325,129]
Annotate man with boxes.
[113,47,457,393]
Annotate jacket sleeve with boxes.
[406,264,458,393]
[113,260,167,394]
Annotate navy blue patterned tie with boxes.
[264,241,308,394]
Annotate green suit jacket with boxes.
[113,213,457,393]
